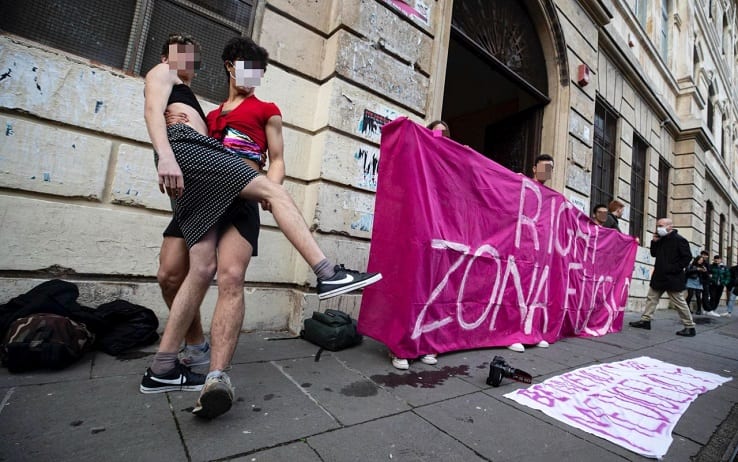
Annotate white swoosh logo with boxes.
[321,275,355,285]
[150,375,185,385]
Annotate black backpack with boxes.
[1,313,94,372]
[94,300,159,355]
[300,309,362,352]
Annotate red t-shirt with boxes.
[206,95,281,168]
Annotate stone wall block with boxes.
[267,0,334,33]
[322,79,418,144]
[555,1,598,50]
[260,8,326,79]
[111,144,171,211]
[314,183,376,238]
[259,67,320,130]
[0,116,109,200]
[0,37,149,143]
[565,163,591,195]
[334,31,429,113]
[282,126,320,181]
[569,110,593,146]
[569,138,590,168]
[0,196,164,275]
[338,0,434,73]
[570,85,595,123]
[319,131,380,192]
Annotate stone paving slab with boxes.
[0,376,185,462]
[230,441,322,461]
[177,361,340,461]
[415,391,633,462]
[230,331,317,364]
[273,353,410,425]
[331,337,483,408]
[307,411,487,461]
[0,355,93,388]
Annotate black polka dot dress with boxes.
[166,124,259,248]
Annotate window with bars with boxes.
[707,83,716,134]
[660,0,670,62]
[630,136,648,242]
[656,157,669,220]
[718,213,726,258]
[590,100,618,209]
[0,0,255,102]
[635,0,649,28]
[705,201,714,254]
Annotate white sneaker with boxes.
[420,354,438,365]
[507,343,525,352]
[706,311,722,318]
[536,340,549,348]
[721,312,732,317]
[391,357,409,370]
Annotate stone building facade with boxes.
[0,0,736,331]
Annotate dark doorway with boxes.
[442,0,550,176]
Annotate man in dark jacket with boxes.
[630,218,696,336]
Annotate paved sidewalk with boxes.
[1,312,737,462]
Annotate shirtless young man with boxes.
[139,35,381,415]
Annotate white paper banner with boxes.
[505,356,732,458]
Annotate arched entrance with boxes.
[442,0,557,176]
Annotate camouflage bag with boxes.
[1,313,94,373]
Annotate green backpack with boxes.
[300,309,362,352]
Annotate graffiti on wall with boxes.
[354,146,379,191]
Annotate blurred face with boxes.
[696,256,704,264]
[226,60,264,91]
[167,43,201,77]
[430,123,450,138]
[533,160,553,183]
[613,206,624,217]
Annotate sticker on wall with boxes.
[351,212,375,233]
[567,194,588,215]
[380,0,430,26]
[354,145,380,191]
[357,107,399,142]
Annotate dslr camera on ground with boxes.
[486,355,533,387]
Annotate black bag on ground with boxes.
[94,300,159,355]
[1,313,94,372]
[300,309,362,351]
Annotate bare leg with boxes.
[239,176,325,267]
[158,236,205,345]
[209,225,252,372]
[158,229,218,354]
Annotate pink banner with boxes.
[358,118,638,358]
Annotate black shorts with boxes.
[163,199,260,256]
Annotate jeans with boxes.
[727,289,736,314]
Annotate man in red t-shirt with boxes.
[159,37,285,418]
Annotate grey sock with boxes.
[313,258,336,280]
[151,351,178,375]
[186,341,209,351]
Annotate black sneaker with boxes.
[317,265,382,300]
[140,361,205,394]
